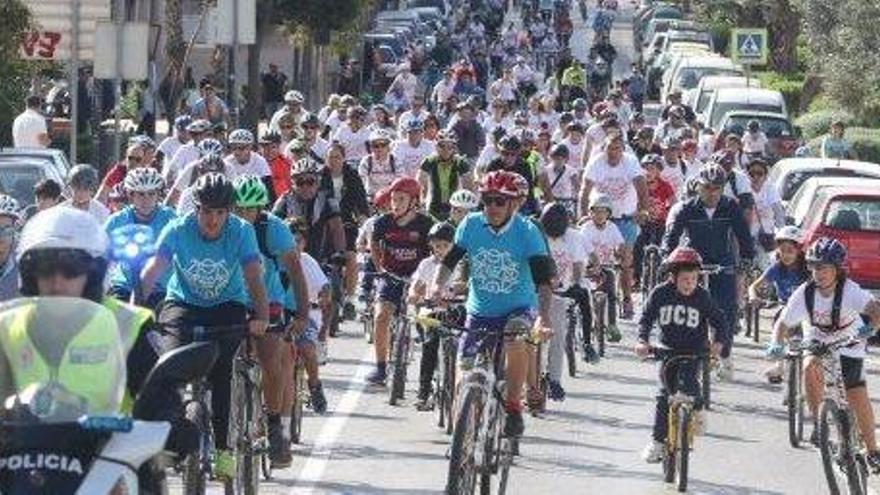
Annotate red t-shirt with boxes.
[648,177,675,223]
[267,155,292,198]
[101,162,127,189]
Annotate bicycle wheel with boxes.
[818,399,863,495]
[701,356,712,411]
[480,400,504,495]
[565,322,577,378]
[663,408,677,484]
[440,337,458,434]
[363,309,374,344]
[786,356,805,448]
[182,400,208,495]
[496,437,515,495]
[290,362,305,444]
[390,319,409,405]
[675,408,691,493]
[229,363,260,495]
[750,302,761,343]
[446,384,484,495]
[595,295,606,358]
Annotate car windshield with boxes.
[824,199,880,232]
[0,298,126,423]
[723,116,793,138]
[782,169,867,201]
[0,165,45,207]
[711,102,781,128]
[676,67,740,90]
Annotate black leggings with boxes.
[158,300,248,450]
[633,221,664,286]
[558,285,593,346]
[418,326,440,393]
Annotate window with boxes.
[824,199,880,232]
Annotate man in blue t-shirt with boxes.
[105,167,176,308]
[140,173,270,481]
[432,170,554,438]
[232,175,312,468]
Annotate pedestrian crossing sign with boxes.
[731,28,768,65]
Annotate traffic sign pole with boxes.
[69,0,80,165]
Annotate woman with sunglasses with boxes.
[96,138,155,206]
[105,168,176,309]
[747,157,784,268]
[225,129,274,201]
[0,195,21,302]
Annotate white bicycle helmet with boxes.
[774,226,802,245]
[123,167,165,193]
[290,157,322,176]
[588,192,614,213]
[449,189,479,210]
[0,194,21,221]
[228,129,255,146]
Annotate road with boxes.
[181,3,880,494]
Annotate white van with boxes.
[661,55,743,103]
[703,87,787,130]
[686,75,761,115]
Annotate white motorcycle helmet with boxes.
[18,207,109,302]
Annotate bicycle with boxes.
[288,316,317,445]
[784,327,806,448]
[585,262,619,358]
[322,260,345,337]
[446,318,534,495]
[371,271,414,405]
[641,244,662,296]
[809,336,871,495]
[555,288,583,377]
[646,346,709,493]
[742,265,764,343]
[361,291,375,344]
[697,263,730,409]
[414,302,466,434]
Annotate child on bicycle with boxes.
[768,237,880,465]
[356,187,392,303]
[636,247,728,463]
[578,192,623,343]
[633,153,674,291]
[748,226,809,383]
[409,222,459,411]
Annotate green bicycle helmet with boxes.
[233,174,269,208]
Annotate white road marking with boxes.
[294,347,373,493]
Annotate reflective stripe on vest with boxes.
[0,302,127,414]
[102,297,154,413]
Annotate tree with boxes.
[0,0,34,146]
[159,0,210,123]
[802,0,880,120]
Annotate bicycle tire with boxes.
[676,408,691,493]
[596,296,606,358]
[663,408,676,484]
[701,356,712,411]
[363,311,374,344]
[440,338,458,435]
[230,363,260,495]
[480,400,504,495]
[390,319,409,405]
[446,385,484,495]
[496,437,514,495]
[565,323,577,378]
[751,303,761,343]
[818,399,862,495]
[787,356,804,448]
[182,400,208,495]
[290,363,305,444]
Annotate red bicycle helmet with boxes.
[373,187,392,209]
[479,170,521,198]
[388,177,421,198]
[664,246,703,269]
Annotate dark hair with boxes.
[34,178,62,200]
[774,241,809,280]
[26,94,43,109]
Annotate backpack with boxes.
[366,155,396,175]
[254,211,293,290]
[804,280,845,332]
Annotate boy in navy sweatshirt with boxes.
[635,246,729,463]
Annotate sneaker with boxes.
[865,450,880,474]
[343,301,357,321]
[693,410,707,436]
[764,363,784,385]
[641,440,665,463]
[606,324,622,343]
[809,428,819,447]
[212,449,236,481]
[271,448,292,469]
[318,341,328,366]
[583,344,599,363]
[718,357,734,381]
[547,380,566,401]
[366,368,387,386]
[415,395,435,411]
[504,410,525,437]
[310,382,328,414]
[622,300,635,320]
[267,417,288,466]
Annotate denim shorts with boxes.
[293,317,320,347]
[612,216,639,246]
[377,276,406,303]
[459,308,535,369]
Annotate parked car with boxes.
[703,87,787,130]
[648,45,712,99]
[0,147,71,179]
[769,158,880,206]
[0,160,66,208]
[662,55,743,103]
[685,75,761,116]
[717,111,797,161]
[786,176,880,228]
[799,186,880,289]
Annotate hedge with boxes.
[755,71,805,119]
[794,109,859,140]
[806,127,880,164]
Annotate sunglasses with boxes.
[371,142,389,148]
[230,145,249,151]
[482,195,510,207]
[131,190,160,198]
[280,124,295,130]
[294,177,317,187]
[127,155,143,163]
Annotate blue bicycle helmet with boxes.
[806,237,847,267]
[198,138,225,159]
[174,114,193,130]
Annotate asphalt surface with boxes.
[177,3,880,494]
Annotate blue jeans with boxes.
[612,216,639,246]
[709,271,737,358]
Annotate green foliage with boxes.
[806,127,880,164]
[755,71,805,117]
[795,110,858,140]
[0,0,33,147]
[283,0,367,40]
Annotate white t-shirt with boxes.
[723,169,752,202]
[172,160,219,193]
[358,155,397,196]
[660,160,686,197]
[300,252,330,327]
[560,137,586,170]
[157,135,185,168]
[584,123,606,157]
[310,138,330,162]
[61,199,109,224]
[164,142,200,184]
[579,220,623,265]
[751,181,782,235]
[584,152,644,216]
[475,145,499,173]
[223,153,271,180]
[547,230,588,289]
[412,256,450,297]
[356,215,379,262]
[12,109,48,148]
[176,186,197,216]
[490,79,517,102]
[392,139,436,176]
[742,131,769,154]
[331,124,371,162]
[543,163,579,200]
[482,116,513,137]
[780,279,874,359]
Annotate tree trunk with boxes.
[159,0,185,120]
[768,0,800,74]
[799,73,823,114]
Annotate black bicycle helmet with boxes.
[427,222,456,243]
[539,202,570,238]
[193,172,235,209]
[550,143,570,158]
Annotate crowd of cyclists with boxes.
[2,0,880,491]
